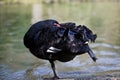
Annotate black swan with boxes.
[23,19,97,79]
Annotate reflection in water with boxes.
[0,2,120,80]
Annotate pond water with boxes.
[0,2,120,80]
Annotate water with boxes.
[0,2,120,80]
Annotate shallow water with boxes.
[0,1,120,80]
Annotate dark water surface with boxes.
[0,2,120,80]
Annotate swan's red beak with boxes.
[54,23,61,27]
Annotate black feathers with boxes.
[23,19,97,79]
